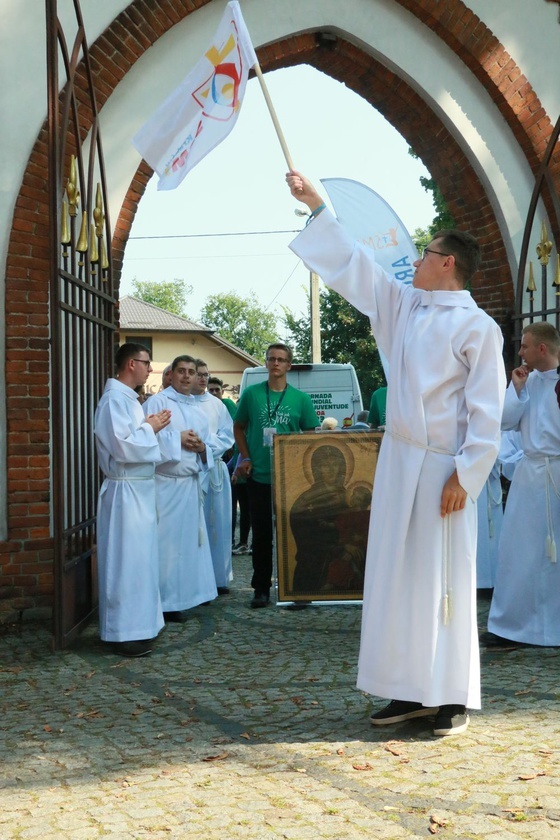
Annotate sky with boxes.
[120,64,436,330]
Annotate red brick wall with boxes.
[1,0,557,620]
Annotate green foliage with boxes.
[412,227,430,253]
[131,278,192,316]
[408,147,455,235]
[282,289,386,404]
[418,175,455,234]
[200,291,280,361]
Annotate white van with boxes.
[238,363,363,428]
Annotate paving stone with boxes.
[2,556,560,838]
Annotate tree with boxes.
[412,226,431,253]
[131,278,192,316]
[408,148,455,236]
[282,289,386,404]
[200,291,280,361]
[418,175,455,234]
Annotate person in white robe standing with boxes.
[94,343,172,657]
[145,355,217,622]
[487,322,560,646]
[192,359,235,593]
[476,458,503,590]
[286,171,506,736]
[475,430,521,591]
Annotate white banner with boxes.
[132,1,257,191]
[321,178,418,284]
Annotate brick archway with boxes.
[2,0,557,617]
[116,34,513,331]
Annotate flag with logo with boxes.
[321,178,418,284]
[321,178,420,375]
[132,1,257,191]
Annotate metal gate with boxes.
[47,0,117,648]
[513,114,560,346]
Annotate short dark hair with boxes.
[208,376,223,387]
[115,342,150,371]
[431,229,481,287]
[195,358,208,369]
[266,343,293,363]
[171,354,196,370]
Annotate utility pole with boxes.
[310,271,322,363]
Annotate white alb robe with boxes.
[94,378,166,642]
[194,393,234,588]
[488,371,560,645]
[476,461,503,589]
[475,431,521,588]
[291,211,505,708]
[146,387,218,611]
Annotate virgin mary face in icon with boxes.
[310,446,346,486]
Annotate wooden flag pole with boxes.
[253,62,295,171]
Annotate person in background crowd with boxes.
[233,343,320,608]
[346,410,372,431]
[487,322,560,646]
[161,363,173,390]
[192,359,235,594]
[368,386,387,428]
[145,355,217,622]
[208,376,237,419]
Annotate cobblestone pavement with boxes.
[2,556,560,839]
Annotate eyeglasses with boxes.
[421,247,451,261]
[133,358,151,366]
[266,356,290,364]
[197,372,210,378]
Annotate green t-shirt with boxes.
[368,387,387,427]
[234,382,319,483]
[222,397,237,419]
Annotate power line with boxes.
[124,253,293,262]
[264,259,304,312]
[129,229,301,241]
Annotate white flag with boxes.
[321,178,419,376]
[132,1,257,191]
[321,178,418,284]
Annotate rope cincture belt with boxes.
[388,429,456,625]
[106,475,153,480]
[525,453,560,564]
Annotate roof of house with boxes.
[119,295,212,332]
[119,295,261,366]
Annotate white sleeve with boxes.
[289,209,406,358]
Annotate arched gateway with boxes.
[2,0,559,645]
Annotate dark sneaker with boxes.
[250,591,270,609]
[370,700,439,726]
[433,705,470,736]
[113,639,153,657]
[480,631,519,647]
[163,610,189,623]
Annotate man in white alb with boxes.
[94,343,172,656]
[192,359,235,593]
[286,170,506,736]
[488,322,560,646]
[145,355,217,621]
